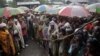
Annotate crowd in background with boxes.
[0,10,100,56]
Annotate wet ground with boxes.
[19,40,48,56]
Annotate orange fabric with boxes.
[0,29,15,55]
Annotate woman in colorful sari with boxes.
[0,22,15,56]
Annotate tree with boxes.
[0,0,6,8]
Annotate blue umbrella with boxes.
[34,5,52,13]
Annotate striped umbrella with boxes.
[86,3,100,13]
[34,5,52,13]
[59,5,90,17]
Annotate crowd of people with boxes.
[0,10,100,56]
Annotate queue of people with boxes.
[0,10,100,56]
[0,11,35,56]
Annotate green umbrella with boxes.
[86,3,100,13]
[0,7,25,18]
[18,6,29,11]
[10,8,25,15]
[96,8,100,13]
[0,8,4,17]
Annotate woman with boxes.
[0,23,15,56]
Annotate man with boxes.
[13,19,25,49]
[26,13,34,39]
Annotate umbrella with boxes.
[34,5,52,13]
[52,5,60,8]
[58,5,90,17]
[0,7,25,17]
[86,3,100,13]
[69,2,83,6]
[10,8,25,15]
[0,8,4,17]
[46,6,65,15]
[18,6,29,11]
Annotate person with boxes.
[0,22,15,56]
[60,19,73,56]
[42,21,50,56]
[42,21,49,48]
[18,16,29,47]
[91,18,100,56]
[13,19,25,49]
[26,12,34,39]
[48,17,58,36]
[48,17,59,56]
[62,21,72,35]
[36,19,44,45]
[68,36,80,56]
[58,20,66,56]
[92,19,100,42]
[85,22,94,35]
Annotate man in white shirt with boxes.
[13,19,25,48]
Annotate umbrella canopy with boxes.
[69,3,83,6]
[34,5,52,13]
[52,5,60,8]
[10,8,25,15]
[46,6,65,15]
[86,3,100,13]
[18,6,30,11]
[0,8,4,17]
[0,7,25,17]
[59,5,90,17]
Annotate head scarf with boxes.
[0,23,7,28]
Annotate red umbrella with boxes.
[59,5,90,17]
